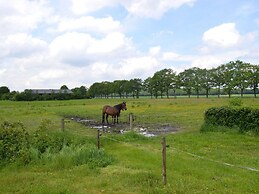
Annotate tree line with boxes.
[88,60,259,98]
[0,60,258,101]
[0,85,88,101]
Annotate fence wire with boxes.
[100,133,259,173]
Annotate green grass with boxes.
[0,97,258,193]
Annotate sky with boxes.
[0,0,259,91]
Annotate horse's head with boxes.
[121,102,127,111]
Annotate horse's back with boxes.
[103,105,119,116]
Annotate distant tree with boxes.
[178,69,194,98]
[248,64,259,98]
[71,86,88,99]
[201,69,213,98]
[150,73,161,98]
[189,67,204,98]
[143,77,153,98]
[220,62,236,98]
[130,78,142,98]
[171,73,179,98]
[113,80,127,98]
[160,69,176,98]
[0,86,10,100]
[88,82,101,98]
[233,60,250,97]
[60,85,69,90]
[210,66,225,98]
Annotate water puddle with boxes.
[70,116,178,137]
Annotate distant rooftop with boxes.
[29,89,73,94]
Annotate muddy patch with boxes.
[70,116,179,137]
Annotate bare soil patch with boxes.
[70,116,179,137]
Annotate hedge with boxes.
[204,106,259,134]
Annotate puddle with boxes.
[69,116,178,137]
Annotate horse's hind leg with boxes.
[102,113,105,124]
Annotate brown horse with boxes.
[102,102,127,124]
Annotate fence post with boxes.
[97,129,100,149]
[162,137,167,185]
[61,118,65,131]
[129,113,133,130]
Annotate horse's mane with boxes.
[114,103,123,110]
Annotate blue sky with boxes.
[0,0,259,91]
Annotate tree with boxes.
[60,85,69,90]
[211,66,224,98]
[113,80,127,98]
[178,69,194,98]
[233,60,250,97]
[161,69,176,98]
[143,77,153,98]
[150,73,161,98]
[221,62,236,98]
[189,67,204,98]
[248,64,259,98]
[200,68,213,98]
[71,86,88,99]
[130,78,142,98]
[0,86,10,100]
[171,73,179,98]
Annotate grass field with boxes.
[0,97,258,193]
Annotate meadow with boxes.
[0,97,258,193]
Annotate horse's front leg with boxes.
[112,116,115,124]
[106,114,109,124]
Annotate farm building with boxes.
[30,89,73,95]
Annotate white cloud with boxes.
[70,0,195,18]
[49,32,133,65]
[162,52,180,61]
[202,23,240,48]
[71,0,117,15]
[49,32,94,58]
[58,16,121,34]
[122,0,195,19]
[119,56,160,78]
[149,46,161,56]
[87,32,133,55]
[0,0,52,35]
[0,33,48,58]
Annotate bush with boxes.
[229,98,243,107]
[0,121,114,169]
[203,107,259,134]
[0,121,30,164]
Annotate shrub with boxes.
[229,98,243,107]
[0,121,113,169]
[0,121,30,164]
[203,107,259,134]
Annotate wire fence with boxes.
[99,131,259,173]
[65,117,259,180]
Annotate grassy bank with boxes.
[0,98,258,193]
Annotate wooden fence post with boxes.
[61,118,65,131]
[129,113,133,130]
[97,129,100,149]
[162,137,167,185]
